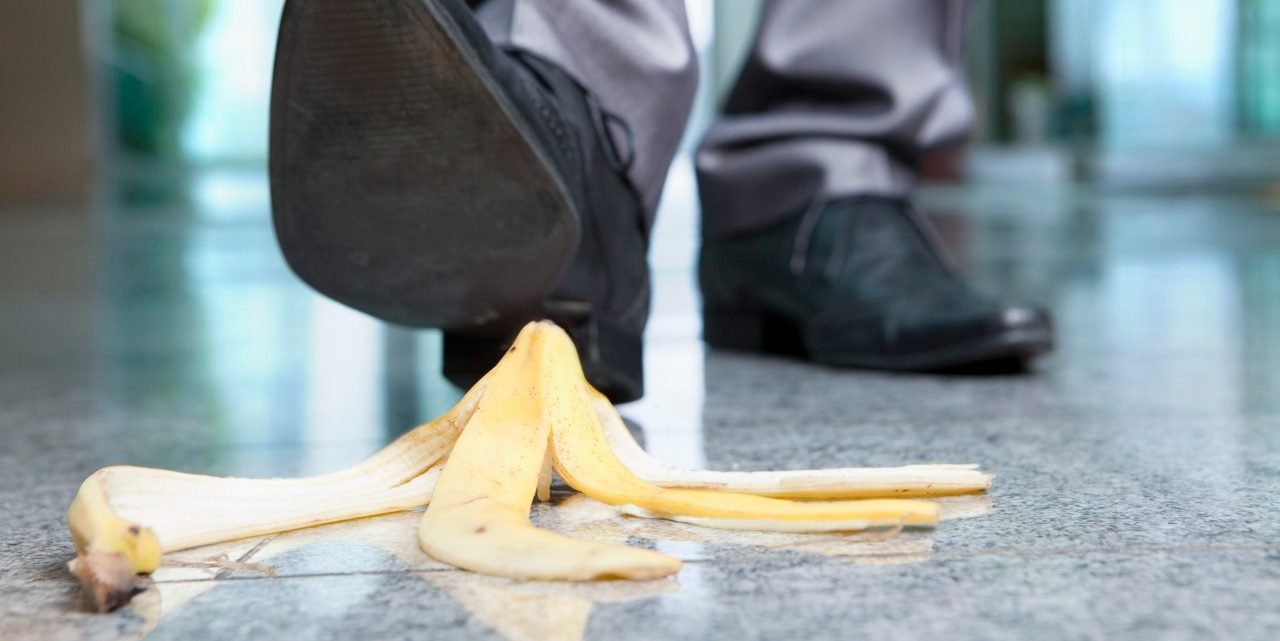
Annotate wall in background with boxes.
[710,0,760,104]
[0,0,94,205]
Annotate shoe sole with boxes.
[270,0,578,329]
[271,0,644,400]
[703,305,1054,372]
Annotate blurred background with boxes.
[3,0,1280,466]
[8,0,1280,203]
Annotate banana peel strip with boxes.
[66,321,991,611]
[541,326,940,529]
[64,375,487,611]
[591,390,992,499]
[417,323,681,580]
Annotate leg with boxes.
[474,0,698,219]
[697,0,1054,371]
[698,0,975,238]
[270,0,697,401]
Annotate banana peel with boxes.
[63,378,486,611]
[540,325,940,530]
[592,391,993,499]
[417,324,681,580]
[66,320,992,611]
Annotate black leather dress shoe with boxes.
[699,197,1054,371]
[270,0,650,401]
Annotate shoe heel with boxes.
[702,304,767,351]
[703,304,807,356]
[270,0,576,329]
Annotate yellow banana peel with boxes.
[592,390,992,499]
[63,376,485,611]
[66,321,991,612]
[541,325,940,528]
[418,323,681,580]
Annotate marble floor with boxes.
[2,167,1280,640]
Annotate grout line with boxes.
[803,542,1280,563]
[127,541,1280,586]
[213,535,276,580]
[156,567,458,584]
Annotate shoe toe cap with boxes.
[994,304,1053,336]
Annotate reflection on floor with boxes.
[2,168,1280,640]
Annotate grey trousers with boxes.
[478,0,975,238]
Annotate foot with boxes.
[699,197,1054,371]
[270,0,650,401]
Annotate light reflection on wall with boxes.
[302,296,386,474]
[184,0,286,162]
[1096,0,1237,147]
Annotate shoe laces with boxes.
[789,195,828,276]
[584,92,636,175]
[508,49,635,175]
